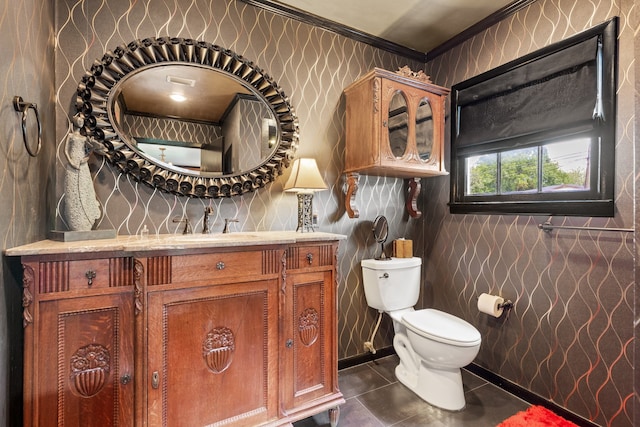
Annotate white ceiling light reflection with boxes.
[170,93,187,102]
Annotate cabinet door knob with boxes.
[120,374,131,385]
[151,371,160,389]
[285,339,293,348]
[216,261,225,270]
[85,270,96,286]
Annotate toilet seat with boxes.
[402,309,481,347]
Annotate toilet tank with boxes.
[361,257,422,312]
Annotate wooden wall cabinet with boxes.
[343,67,450,218]
[13,234,343,427]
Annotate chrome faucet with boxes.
[172,216,192,234]
[223,218,239,233]
[203,207,214,234]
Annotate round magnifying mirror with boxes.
[372,215,389,259]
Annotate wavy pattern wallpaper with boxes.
[0,0,55,425]
[48,1,637,427]
[422,2,637,427]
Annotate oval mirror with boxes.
[416,98,433,161]
[388,91,408,158]
[76,37,299,198]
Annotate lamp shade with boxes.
[284,158,328,192]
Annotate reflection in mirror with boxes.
[388,91,408,158]
[76,37,298,198]
[111,64,279,176]
[416,98,433,161]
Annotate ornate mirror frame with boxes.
[76,37,299,198]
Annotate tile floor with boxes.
[294,355,530,427]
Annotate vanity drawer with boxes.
[38,258,133,294]
[287,245,334,270]
[68,259,111,290]
[167,250,274,285]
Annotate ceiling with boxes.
[118,65,252,124]
[243,0,535,60]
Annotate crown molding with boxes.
[240,0,538,62]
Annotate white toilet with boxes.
[361,257,481,411]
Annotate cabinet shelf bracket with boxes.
[345,172,360,218]
[406,177,421,218]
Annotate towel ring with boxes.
[13,96,42,157]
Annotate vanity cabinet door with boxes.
[34,292,135,427]
[282,269,336,410]
[146,278,279,427]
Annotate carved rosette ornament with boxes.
[70,344,110,397]
[203,327,235,374]
[298,308,319,347]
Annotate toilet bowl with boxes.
[361,257,481,411]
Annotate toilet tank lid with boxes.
[402,309,481,346]
[361,257,421,269]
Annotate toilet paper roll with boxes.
[477,293,504,318]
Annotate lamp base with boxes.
[296,193,315,232]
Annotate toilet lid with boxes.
[402,309,481,347]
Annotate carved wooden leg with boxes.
[406,177,422,218]
[345,172,360,218]
[329,405,340,427]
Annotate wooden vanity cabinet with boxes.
[343,67,450,218]
[15,235,344,427]
[20,254,135,427]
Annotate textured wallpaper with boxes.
[52,1,637,427]
[0,0,55,425]
[424,1,636,426]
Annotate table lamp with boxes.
[284,158,328,232]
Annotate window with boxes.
[449,18,617,216]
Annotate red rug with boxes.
[498,405,579,427]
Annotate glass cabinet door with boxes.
[388,91,409,158]
[416,98,433,161]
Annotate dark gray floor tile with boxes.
[461,368,489,392]
[368,354,400,383]
[338,363,393,399]
[297,358,530,427]
[437,383,529,426]
[293,397,384,427]
[357,382,434,426]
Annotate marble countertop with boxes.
[5,231,346,257]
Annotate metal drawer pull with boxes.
[120,374,131,385]
[216,261,225,270]
[306,253,313,265]
[85,270,96,286]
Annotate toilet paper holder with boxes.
[498,299,514,310]
[476,295,515,310]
